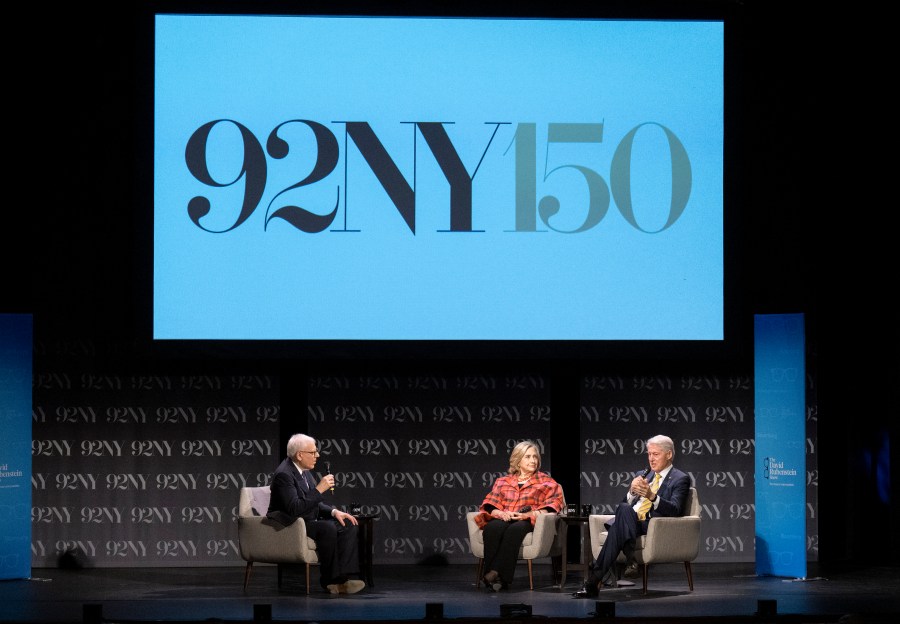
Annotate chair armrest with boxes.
[466,511,482,542]
[588,514,615,556]
[548,514,567,557]
[533,511,557,534]
[466,511,485,558]
[641,516,701,563]
[238,516,313,563]
[525,512,558,558]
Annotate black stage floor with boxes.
[2,563,898,624]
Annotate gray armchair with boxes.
[466,503,564,590]
[588,487,701,594]
[237,486,319,592]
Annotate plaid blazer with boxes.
[474,471,563,529]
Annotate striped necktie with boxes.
[636,473,661,520]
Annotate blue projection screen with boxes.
[154,15,724,341]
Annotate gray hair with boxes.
[647,434,675,457]
[287,433,316,457]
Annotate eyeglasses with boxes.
[299,449,320,456]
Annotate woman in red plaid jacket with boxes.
[473,440,564,590]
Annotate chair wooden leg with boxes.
[551,554,562,588]
[475,558,484,590]
[243,562,253,591]
[641,564,649,595]
[684,561,694,591]
[526,560,534,590]
[305,563,311,594]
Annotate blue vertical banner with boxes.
[754,313,806,579]
[0,313,33,580]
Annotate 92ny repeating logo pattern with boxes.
[31,352,818,566]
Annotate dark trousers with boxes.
[592,502,648,580]
[482,519,534,584]
[306,518,359,587]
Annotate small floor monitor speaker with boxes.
[594,600,616,617]
[500,603,532,618]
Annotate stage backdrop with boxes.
[31,338,279,567]
[31,342,818,567]
[1,313,32,580]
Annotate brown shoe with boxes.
[341,580,365,594]
[623,563,640,579]
[326,580,366,595]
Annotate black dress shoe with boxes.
[573,579,600,598]
[489,580,509,592]
[600,568,618,587]
[482,570,499,589]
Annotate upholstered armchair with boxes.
[237,486,319,593]
[466,505,564,590]
[588,487,701,594]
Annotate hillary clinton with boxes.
[473,440,564,591]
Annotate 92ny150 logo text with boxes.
[185,120,692,235]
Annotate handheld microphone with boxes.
[325,462,334,492]
[633,467,651,498]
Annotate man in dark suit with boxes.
[266,433,364,594]
[574,434,691,598]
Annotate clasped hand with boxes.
[492,510,532,521]
[631,475,651,497]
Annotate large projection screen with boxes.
[153,13,724,344]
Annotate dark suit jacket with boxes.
[265,458,335,527]
[624,466,691,520]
